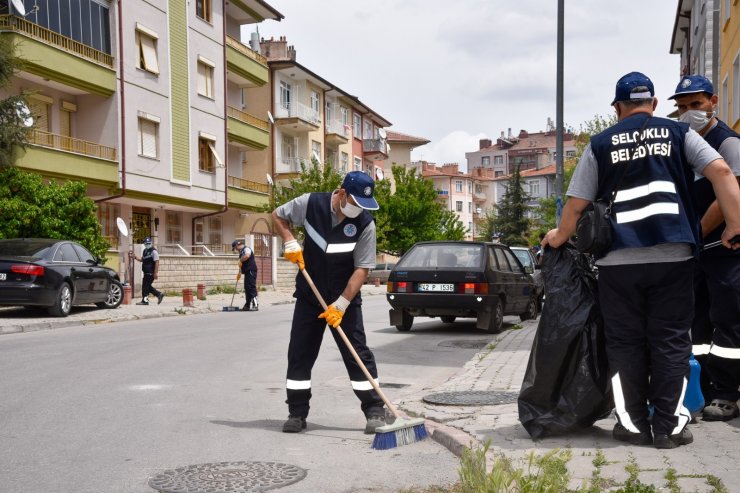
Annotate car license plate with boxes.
[0,273,5,280]
[418,283,454,292]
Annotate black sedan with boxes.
[386,241,538,333]
[0,238,123,317]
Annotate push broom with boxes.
[299,267,428,450]
[222,272,241,312]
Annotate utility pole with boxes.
[555,0,564,226]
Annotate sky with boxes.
[250,0,682,171]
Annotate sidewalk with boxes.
[3,289,738,491]
[402,319,740,492]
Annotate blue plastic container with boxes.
[684,353,705,416]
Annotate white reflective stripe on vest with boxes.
[351,378,379,391]
[304,221,327,252]
[326,242,357,254]
[670,377,691,436]
[611,373,641,433]
[616,202,679,224]
[709,344,740,359]
[614,180,676,203]
[286,379,311,390]
[692,344,711,356]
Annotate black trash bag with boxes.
[518,243,613,439]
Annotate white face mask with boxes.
[679,109,714,132]
[340,197,363,218]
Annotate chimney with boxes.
[519,129,528,139]
[479,138,492,150]
[508,128,512,139]
[260,36,295,61]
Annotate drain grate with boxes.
[423,390,519,406]
[148,461,307,493]
[437,340,490,349]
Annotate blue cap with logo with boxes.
[143,237,152,245]
[341,171,379,210]
[668,75,714,100]
[231,240,241,251]
[611,71,655,105]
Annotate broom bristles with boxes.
[371,418,428,450]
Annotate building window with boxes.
[311,140,321,163]
[354,156,362,171]
[197,57,215,98]
[529,180,540,196]
[353,113,361,138]
[495,170,503,177]
[198,133,222,172]
[340,106,349,126]
[28,94,52,132]
[468,202,472,213]
[456,200,463,212]
[97,202,121,248]
[341,152,349,173]
[482,156,490,166]
[208,216,222,251]
[363,120,373,139]
[468,181,473,193]
[494,155,503,165]
[311,91,320,114]
[166,211,182,244]
[455,180,463,193]
[135,25,159,74]
[280,81,291,110]
[566,150,576,158]
[138,115,159,158]
[196,0,212,22]
[281,135,296,169]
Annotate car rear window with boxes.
[512,249,532,268]
[0,240,53,259]
[397,244,484,269]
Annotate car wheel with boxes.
[486,297,504,334]
[520,295,538,322]
[48,282,72,317]
[96,280,123,309]
[440,316,456,324]
[395,311,413,332]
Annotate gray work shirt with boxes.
[568,127,722,265]
[275,192,377,269]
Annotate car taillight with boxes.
[458,282,488,295]
[390,281,411,293]
[11,265,44,276]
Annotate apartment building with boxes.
[412,162,495,240]
[0,0,284,284]
[671,0,740,130]
[385,130,429,192]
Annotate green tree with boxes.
[262,160,343,212]
[477,206,498,241]
[374,165,465,256]
[492,165,531,246]
[0,167,110,257]
[0,36,31,169]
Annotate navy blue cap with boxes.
[612,72,655,105]
[231,240,241,250]
[144,237,152,244]
[668,75,714,100]
[341,171,379,210]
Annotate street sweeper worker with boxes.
[271,170,386,434]
[232,240,258,311]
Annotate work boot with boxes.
[157,293,165,305]
[612,422,652,446]
[136,299,149,305]
[653,427,693,449]
[364,415,386,434]
[702,399,740,422]
[242,303,250,312]
[250,299,259,311]
[282,415,307,433]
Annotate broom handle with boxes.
[300,268,401,419]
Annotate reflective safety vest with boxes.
[296,192,373,306]
[590,114,700,255]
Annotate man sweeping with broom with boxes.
[272,171,388,435]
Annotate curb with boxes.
[425,419,479,457]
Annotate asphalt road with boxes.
[0,296,494,493]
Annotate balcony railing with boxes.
[228,175,270,194]
[227,106,269,131]
[29,129,117,161]
[225,35,267,66]
[362,138,388,154]
[326,120,350,138]
[280,156,308,173]
[0,15,114,68]
[275,102,320,125]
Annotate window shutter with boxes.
[140,119,157,158]
[140,34,159,73]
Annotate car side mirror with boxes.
[524,264,534,274]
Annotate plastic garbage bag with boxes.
[518,243,613,439]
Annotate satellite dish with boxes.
[377,128,387,139]
[266,173,273,186]
[11,0,26,16]
[267,111,275,125]
[16,102,33,127]
[375,168,384,180]
[116,217,129,237]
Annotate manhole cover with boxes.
[149,461,307,493]
[437,340,490,349]
[423,391,519,406]
[380,382,409,389]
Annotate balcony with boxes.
[325,120,350,147]
[473,191,487,202]
[225,35,268,86]
[362,138,388,161]
[227,106,270,150]
[274,102,320,132]
[227,176,270,209]
[0,15,115,97]
[16,129,118,186]
[276,156,309,175]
